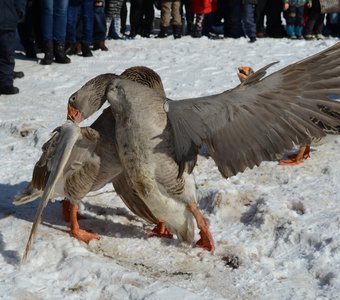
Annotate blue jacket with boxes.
[0,0,26,30]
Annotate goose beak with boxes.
[67,104,84,123]
[237,66,253,82]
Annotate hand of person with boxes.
[306,2,312,8]
[283,3,289,11]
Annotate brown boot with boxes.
[92,40,108,51]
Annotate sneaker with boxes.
[304,34,314,40]
[296,35,304,40]
[316,34,325,40]
[13,71,24,79]
[289,35,297,40]
[0,85,19,95]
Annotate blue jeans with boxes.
[66,0,94,44]
[93,4,107,41]
[41,0,69,41]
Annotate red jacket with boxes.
[190,0,218,14]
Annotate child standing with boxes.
[283,0,312,39]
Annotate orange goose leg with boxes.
[278,146,311,166]
[188,202,215,252]
[69,203,100,243]
[62,198,85,222]
[147,221,173,239]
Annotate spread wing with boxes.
[167,42,340,178]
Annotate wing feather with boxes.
[167,43,340,178]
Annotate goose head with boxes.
[67,73,118,123]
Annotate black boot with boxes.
[156,26,169,38]
[173,25,182,39]
[81,43,93,57]
[40,40,54,65]
[65,42,81,56]
[54,40,71,64]
[0,85,19,95]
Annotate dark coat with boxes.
[0,0,26,30]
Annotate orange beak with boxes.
[67,104,84,123]
[237,66,252,83]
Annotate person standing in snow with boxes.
[283,0,312,39]
[304,0,325,40]
[156,0,183,38]
[0,0,26,95]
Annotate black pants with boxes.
[305,1,325,35]
[256,0,284,37]
[130,0,154,36]
[0,30,16,87]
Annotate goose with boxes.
[64,43,340,252]
[102,43,340,252]
[15,67,174,262]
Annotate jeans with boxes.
[66,0,94,44]
[93,4,106,41]
[41,0,69,41]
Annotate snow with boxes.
[1,36,340,299]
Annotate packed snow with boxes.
[1,36,340,300]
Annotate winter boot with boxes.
[81,43,93,57]
[295,26,303,39]
[191,24,202,38]
[173,25,182,39]
[65,41,81,55]
[40,40,54,65]
[108,17,124,40]
[156,26,169,38]
[54,40,71,64]
[92,40,108,51]
[286,25,296,39]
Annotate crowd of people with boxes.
[1,0,340,95]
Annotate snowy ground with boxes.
[1,36,340,299]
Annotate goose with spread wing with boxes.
[103,43,340,251]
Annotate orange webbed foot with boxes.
[279,146,310,166]
[147,221,173,239]
[70,228,100,243]
[69,203,99,243]
[195,230,215,252]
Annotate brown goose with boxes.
[66,66,174,238]
[16,67,174,261]
[103,43,340,251]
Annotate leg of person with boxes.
[0,30,18,95]
[295,5,304,39]
[80,0,94,56]
[172,1,182,38]
[40,0,54,64]
[141,0,155,37]
[129,0,143,37]
[157,2,171,37]
[255,0,268,36]
[65,2,79,55]
[304,6,317,39]
[285,6,297,39]
[53,0,71,63]
[242,3,256,42]
[93,1,108,50]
